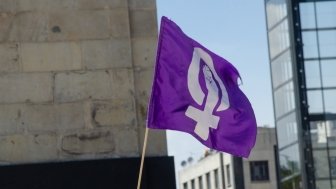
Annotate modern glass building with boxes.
[265,0,336,189]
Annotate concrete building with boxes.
[0,0,175,188]
[265,0,336,188]
[179,127,277,189]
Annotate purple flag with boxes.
[147,16,257,158]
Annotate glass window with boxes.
[313,150,330,178]
[277,112,298,148]
[214,169,219,188]
[302,31,319,59]
[316,1,336,28]
[274,82,295,118]
[226,164,231,187]
[324,89,336,114]
[330,157,336,177]
[316,180,332,189]
[321,59,336,88]
[266,0,287,29]
[311,121,329,148]
[183,182,188,189]
[305,60,321,89]
[318,30,336,58]
[279,144,301,179]
[269,20,290,59]
[206,172,211,189]
[250,161,270,181]
[191,179,195,189]
[300,2,316,29]
[307,90,324,114]
[281,175,301,189]
[198,176,203,189]
[271,50,293,88]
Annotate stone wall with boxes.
[0,0,167,164]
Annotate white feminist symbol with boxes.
[185,48,230,140]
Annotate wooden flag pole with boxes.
[137,127,149,189]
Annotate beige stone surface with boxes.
[91,100,136,127]
[129,10,157,37]
[22,103,85,132]
[55,71,114,102]
[81,39,132,69]
[131,37,157,68]
[0,134,58,163]
[128,0,156,10]
[0,104,22,135]
[0,43,20,72]
[0,73,53,103]
[109,8,130,38]
[48,10,110,41]
[21,42,81,72]
[62,129,115,154]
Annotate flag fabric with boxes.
[147,16,257,158]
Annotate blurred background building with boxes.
[0,0,175,188]
[265,0,336,188]
[179,127,277,189]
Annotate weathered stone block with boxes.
[0,43,20,72]
[128,0,156,10]
[131,37,157,68]
[0,13,15,42]
[0,0,17,12]
[0,73,53,103]
[22,103,85,132]
[62,129,115,154]
[21,42,81,72]
[114,128,138,156]
[0,105,22,135]
[76,0,127,9]
[134,67,153,98]
[139,126,167,156]
[8,12,49,42]
[48,10,109,41]
[0,134,58,163]
[109,68,135,99]
[91,100,136,127]
[129,10,157,37]
[81,39,132,69]
[17,0,59,11]
[55,71,113,102]
[109,8,130,38]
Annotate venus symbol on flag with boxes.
[186,47,229,140]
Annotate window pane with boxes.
[316,180,331,189]
[300,2,316,29]
[277,112,298,148]
[305,60,321,88]
[250,161,270,181]
[318,30,336,57]
[281,175,301,189]
[266,0,287,29]
[279,144,301,179]
[274,82,296,118]
[316,1,336,28]
[269,20,290,59]
[206,172,211,189]
[302,31,319,59]
[226,164,231,186]
[307,90,324,114]
[324,89,336,114]
[310,121,331,148]
[198,176,203,189]
[214,169,219,188]
[313,150,331,179]
[321,59,336,88]
[271,50,293,88]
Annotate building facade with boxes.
[179,127,277,189]
[265,0,336,188]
